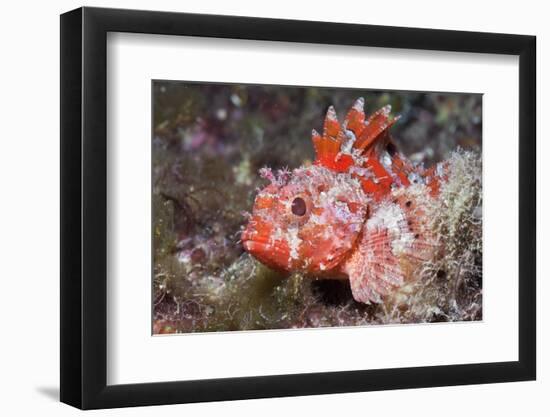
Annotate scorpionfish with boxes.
[241,98,446,304]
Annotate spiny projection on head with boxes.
[242,98,447,304]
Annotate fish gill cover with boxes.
[152,82,482,334]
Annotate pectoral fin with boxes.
[344,226,405,304]
[343,198,436,304]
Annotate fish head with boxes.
[242,165,368,275]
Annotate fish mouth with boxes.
[241,230,290,271]
[242,239,269,254]
[241,227,271,250]
[241,236,286,256]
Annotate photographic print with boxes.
[152,81,482,334]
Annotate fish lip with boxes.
[241,238,291,273]
[241,234,288,258]
[242,239,264,253]
[241,229,272,249]
[241,238,277,253]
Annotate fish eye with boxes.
[291,197,307,216]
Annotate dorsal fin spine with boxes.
[313,99,398,171]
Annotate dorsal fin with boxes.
[354,104,400,156]
[312,98,400,171]
[343,97,366,136]
[312,105,351,172]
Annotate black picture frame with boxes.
[60,6,536,410]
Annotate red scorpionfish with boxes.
[241,98,446,304]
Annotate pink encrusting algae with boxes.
[242,98,460,304]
